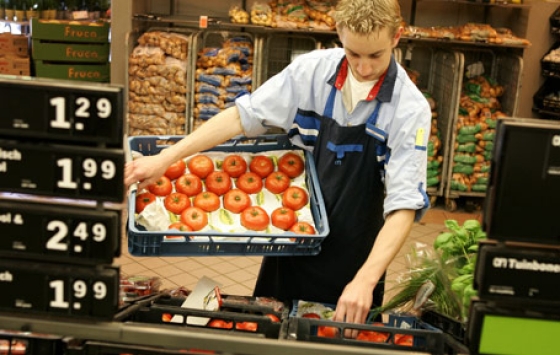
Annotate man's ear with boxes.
[392,26,403,47]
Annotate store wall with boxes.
[110,0,560,118]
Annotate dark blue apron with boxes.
[253,85,386,309]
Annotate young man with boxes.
[125,0,431,325]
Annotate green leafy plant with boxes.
[371,219,486,322]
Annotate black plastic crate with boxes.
[533,78,560,116]
[541,42,560,78]
[0,330,65,355]
[122,295,286,339]
[421,310,466,343]
[550,5,560,35]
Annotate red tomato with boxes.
[147,176,173,196]
[180,207,208,231]
[168,222,192,232]
[356,324,390,343]
[235,321,258,332]
[222,154,247,178]
[394,334,413,346]
[282,186,308,210]
[264,171,290,194]
[223,189,251,214]
[207,319,233,329]
[289,221,315,235]
[271,207,297,230]
[188,154,215,179]
[236,172,263,194]
[278,152,305,178]
[194,192,221,212]
[164,159,186,180]
[302,313,321,319]
[164,192,191,215]
[265,314,280,323]
[317,326,338,338]
[162,313,173,322]
[165,221,192,239]
[135,192,156,213]
[249,155,274,178]
[205,171,232,196]
[240,206,270,231]
[175,173,203,197]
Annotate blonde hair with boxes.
[333,0,402,37]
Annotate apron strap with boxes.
[323,85,337,118]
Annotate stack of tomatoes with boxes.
[135,150,317,236]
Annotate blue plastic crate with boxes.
[288,301,445,354]
[127,135,329,256]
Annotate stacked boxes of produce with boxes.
[449,76,507,194]
[229,0,335,31]
[445,51,522,211]
[0,32,30,75]
[192,32,254,131]
[127,29,193,136]
[30,18,110,82]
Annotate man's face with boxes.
[338,26,401,82]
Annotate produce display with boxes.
[403,23,531,46]
[450,75,507,193]
[193,36,254,131]
[127,31,191,136]
[374,219,485,324]
[543,44,560,63]
[134,150,318,238]
[245,0,335,30]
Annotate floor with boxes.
[116,202,483,305]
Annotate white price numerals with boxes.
[49,279,107,310]
[46,220,107,252]
[50,96,112,131]
[57,158,116,190]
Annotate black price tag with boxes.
[0,200,120,264]
[0,76,123,147]
[0,139,124,202]
[0,260,119,320]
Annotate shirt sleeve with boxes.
[235,58,304,137]
[383,80,432,222]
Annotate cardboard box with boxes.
[34,60,110,82]
[32,39,110,62]
[31,18,110,43]
[0,55,30,76]
[0,33,30,58]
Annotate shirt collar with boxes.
[327,54,398,103]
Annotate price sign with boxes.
[0,139,124,202]
[0,76,123,147]
[0,200,120,264]
[0,259,119,319]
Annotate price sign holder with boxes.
[0,138,124,203]
[0,259,119,320]
[0,75,124,148]
[0,199,121,264]
[0,76,126,323]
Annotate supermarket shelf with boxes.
[132,14,528,48]
[0,313,427,355]
[400,36,529,49]
[132,14,337,35]
[414,0,531,9]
